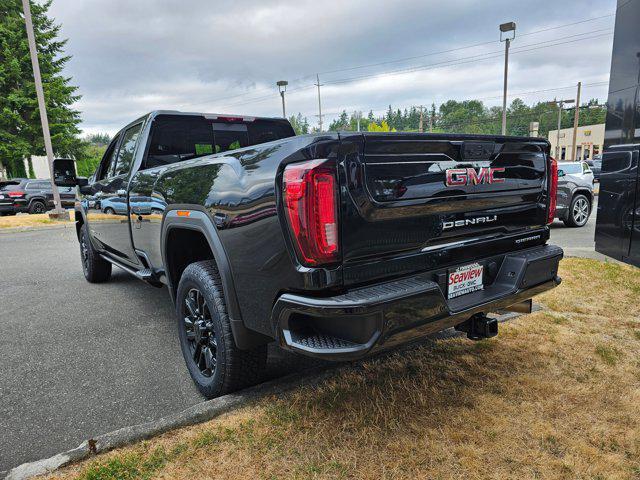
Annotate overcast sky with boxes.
[48,0,616,135]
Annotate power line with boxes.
[210,30,612,114]
[315,14,614,77]
[324,30,613,87]
[183,14,615,109]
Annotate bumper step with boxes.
[272,244,563,360]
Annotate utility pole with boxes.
[500,22,516,136]
[418,105,424,133]
[315,74,323,132]
[21,0,66,218]
[571,81,582,161]
[276,80,288,118]
[356,111,362,132]
[548,99,575,159]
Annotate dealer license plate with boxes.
[448,263,484,299]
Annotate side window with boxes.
[113,123,143,177]
[98,137,120,180]
[582,162,590,173]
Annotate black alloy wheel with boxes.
[29,201,46,214]
[176,260,267,398]
[183,288,218,377]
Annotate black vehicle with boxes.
[594,0,640,268]
[54,110,563,398]
[0,178,75,215]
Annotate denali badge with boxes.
[443,215,498,230]
[445,167,505,186]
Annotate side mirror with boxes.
[53,158,88,187]
[53,158,78,186]
[557,169,566,178]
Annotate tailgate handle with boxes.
[462,142,495,161]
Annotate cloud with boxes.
[48,0,616,135]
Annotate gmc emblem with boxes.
[445,167,505,187]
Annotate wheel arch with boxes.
[161,207,270,349]
[572,188,593,206]
[75,207,85,241]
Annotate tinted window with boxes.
[559,164,582,175]
[113,123,143,177]
[0,182,24,191]
[142,115,295,170]
[99,138,120,180]
[145,116,215,169]
[0,181,20,191]
[602,151,633,173]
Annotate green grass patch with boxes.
[78,447,169,480]
[595,345,621,366]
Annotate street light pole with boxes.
[500,22,516,136]
[315,74,323,132]
[548,99,575,159]
[21,0,66,217]
[571,81,582,161]
[276,80,288,119]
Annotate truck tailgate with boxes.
[339,133,551,285]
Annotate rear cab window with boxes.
[141,115,295,170]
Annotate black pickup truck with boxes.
[54,111,563,398]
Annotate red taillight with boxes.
[547,156,558,224]
[283,159,339,266]
[7,191,25,198]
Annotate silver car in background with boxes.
[555,161,595,228]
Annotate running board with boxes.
[99,253,164,288]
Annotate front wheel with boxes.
[176,260,267,398]
[79,223,112,282]
[563,194,591,228]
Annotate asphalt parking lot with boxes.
[0,226,316,472]
[0,207,600,472]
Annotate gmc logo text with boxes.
[445,167,505,187]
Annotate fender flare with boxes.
[161,206,269,349]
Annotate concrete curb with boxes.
[1,311,526,480]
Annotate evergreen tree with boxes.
[288,113,309,135]
[0,0,82,178]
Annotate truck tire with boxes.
[176,260,267,398]
[563,194,590,228]
[79,223,112,283]
[29,200,46,214]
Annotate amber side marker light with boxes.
[176,210,191,217]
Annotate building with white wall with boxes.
[548,123,605,161]
[23,156,50,179]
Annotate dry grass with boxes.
[0,212,74,229]
[45,258,640,480]
[0,211,127,229]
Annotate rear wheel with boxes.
[176,260,267,398]
[28,200,46,214]
[79,223,112,282]
[563,194,590,228]
[103,207,116,215]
